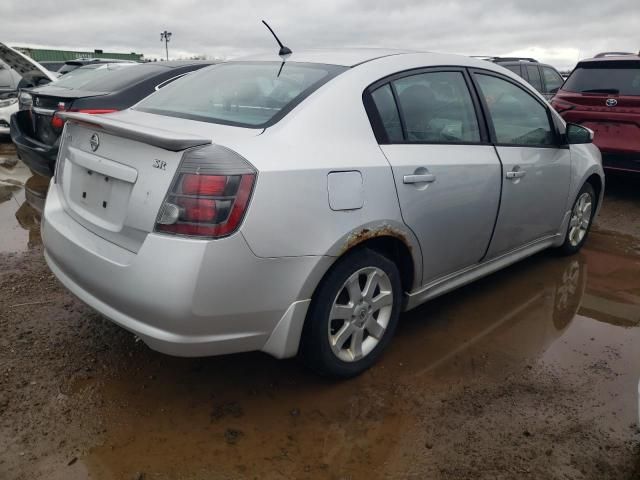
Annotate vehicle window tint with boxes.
[475,74,554,146]
[52,63,142,91]
[525,65,543,91]
[392,71,480,143]
[503,65,522,77]
[136,62,346,127]
[370,84,403,142]
[542,67,564,93]
[562,61,640,96]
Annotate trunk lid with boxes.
[55,110,260,252]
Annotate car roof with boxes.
[235,48,417,67]
[580,53,640,63]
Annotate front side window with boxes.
[136,62,346,127]
[475,74,555,146]
[389,71,480,143]
[525,65,543,92]
[542,67,564,94]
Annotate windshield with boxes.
[563,61,640,96]
[135,61,346,128]
[52,63,138,90]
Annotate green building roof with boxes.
[13,47,143,62]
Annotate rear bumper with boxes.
[10,111,58,177]
[601,152,640,173]
[43,184,331,358]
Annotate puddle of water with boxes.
[48,232,638,479]
[0,147,46,253]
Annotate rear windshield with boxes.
[134,61,346,128]
[51,63,152,92]
[563,60,640,96]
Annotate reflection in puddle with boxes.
[54,237,637,479]
[0,157,47,253]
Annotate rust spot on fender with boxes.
[342,224,412,254]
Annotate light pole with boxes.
[160,30,172,61]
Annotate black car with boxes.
[11,60,215,177]
[476,57,565,100]
[57,57,137,75]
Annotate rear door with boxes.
[365,68,502,284]
[471,70,571,258]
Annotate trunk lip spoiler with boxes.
[58,111,212,151]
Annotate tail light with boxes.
[155,144,256,239]
[51,107,118,131]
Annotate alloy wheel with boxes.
[568,192,593,247]
[327,267,394,362]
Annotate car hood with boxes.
[0,43,58,82]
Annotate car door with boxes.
[365,68,502,284]
[471,70,571,258]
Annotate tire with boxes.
[300,248,403,378]
[558,182,596,256]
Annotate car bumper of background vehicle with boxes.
[10,112,58,177]
[43,185,330,358]
[601,152,640,173]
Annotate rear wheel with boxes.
[558,182,596,255]
[301,249,402,378]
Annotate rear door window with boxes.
[390,71,481,143]
[562,61,640,95]
[525,65,543,92]
[475,73,555,146]
[369,84,404,142]
[541,66,564,94]
[503,64,523,77]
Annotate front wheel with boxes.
[300,249,402,378]
[558,182,596,255]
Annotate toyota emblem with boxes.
[606,98,618,107]
[89,133,100,152]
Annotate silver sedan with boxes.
[42,49,604,377]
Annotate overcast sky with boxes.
[2,0,639,69]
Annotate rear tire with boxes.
[558,182,596,256]
[300,248,402,378]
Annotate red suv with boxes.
[551,52,640,173]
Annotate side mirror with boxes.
[566,123,594,144]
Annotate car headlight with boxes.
[18,92,32,110]
[0,97,18,108]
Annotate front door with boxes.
[366,68,502,284]
[471,71,571,258]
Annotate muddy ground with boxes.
[1,138,639,479]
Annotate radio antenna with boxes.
[262,20,292,59]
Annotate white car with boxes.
[0,43,57,135]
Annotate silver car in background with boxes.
[42,50,604,377]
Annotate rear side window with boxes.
[371,71,480,143]
[525,65,543,92]
[563,61,640,95]
[136,62,346,128]
[541,66,564,94]
[475,74,554,146]
[503,64,522,77]
[370,84,403,142]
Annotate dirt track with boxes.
[1,139,639,479]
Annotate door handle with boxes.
[403,173,436,184]
[506,170,526,180]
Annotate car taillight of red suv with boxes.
[551,53,640,173]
